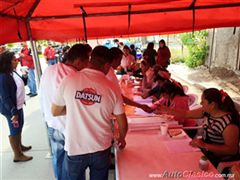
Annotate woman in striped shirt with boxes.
[157,88,240,167]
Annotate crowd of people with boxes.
[0,40,239,179]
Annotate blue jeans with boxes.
[48,59,57,65]
[4,109,24,136]
[48,127,65,180]
[27,68,37,95]
[62,147,111,180]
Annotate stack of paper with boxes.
[128,115,180,131]
[133,96,152,104]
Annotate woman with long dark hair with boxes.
[153,81,197,138]
[156,39,171,69]
[143,42,157,68]
[120,45,135,73]
[0,51,32,162]
[157,88,240,167]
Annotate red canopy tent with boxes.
[1,0,240,44]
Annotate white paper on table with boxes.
[164,139,200,153]
[133,95,152,104]
[128,115,177,124]
[129,124,182,131]
[128,116,180,132]
[128,116,165,123]
[129,126,160,132]
[133,107,155,117]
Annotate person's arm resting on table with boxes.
[155,106,204,119]
[113,86,128,149]
[190,124,239,155]
[114,113,128,149]
[123,95,153,113]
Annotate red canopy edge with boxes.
[0,0,240,44]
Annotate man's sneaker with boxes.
[29,94,37,97]
[45,152,52,159]
[26,93,32,96]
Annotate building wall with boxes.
[206,27,240,70]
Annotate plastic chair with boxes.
[217,143,240,173]
[182,85,189,93]
[188,94,198,107]
[217,160,240,173]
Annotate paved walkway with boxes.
[169,64,240,110]
[0,95,55,180]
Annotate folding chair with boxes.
[188,93,198,107]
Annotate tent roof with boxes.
[0,0,240,44]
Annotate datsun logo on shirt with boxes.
[75,88,102,105]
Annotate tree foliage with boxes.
[180,31,209,68]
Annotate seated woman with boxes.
[153,81,197,138]
[141,60,154,91]
[142,68,171,102]
[156,88,240,167]
[120,45,135,74]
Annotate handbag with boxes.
[13,71,28,86]
[21,75,28,86]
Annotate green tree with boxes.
[180,31,209,68]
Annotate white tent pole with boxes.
[26,18,42,85]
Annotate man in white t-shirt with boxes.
[39,44,90,180]
[107,47,153,113]
[52,46,128,180]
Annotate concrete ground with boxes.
[0,95,55,180]
[169,64,240,110]
[0,63,239,180]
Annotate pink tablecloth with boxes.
[116,130,223,180]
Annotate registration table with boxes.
[115,76,223,180]
[115,129,224,180]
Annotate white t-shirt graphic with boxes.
[53,68,124,156]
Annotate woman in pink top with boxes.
[120,45,135,73]
[153,81,197,138]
